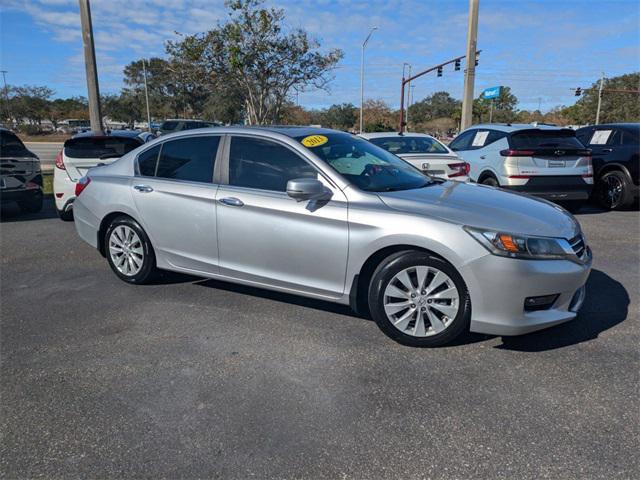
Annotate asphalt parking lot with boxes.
[1,199,638,479]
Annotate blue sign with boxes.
[483,86,502,100]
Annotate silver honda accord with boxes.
[73,126,591,346]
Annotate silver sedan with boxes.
[73,127,591,346]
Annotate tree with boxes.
[363,99,395,132]
[323,103,356,130]
[166,0,343,125]
[567,72,639,124]
[7,85,54,126]
[49,97,88,128]
[408,91,460,125]
[102,93,142,128]
[473,86,518,123]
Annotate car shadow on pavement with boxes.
[496,269,629,352]
[196,278,362,318]
[0,197,58,222]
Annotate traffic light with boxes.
[437,66,443,77]
[575,88,582,96]
[454,59,461,71]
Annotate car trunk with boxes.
[62,136,142,181]
[507,129,591,175]
[399,153,459,175]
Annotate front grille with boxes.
[569,234,586,260]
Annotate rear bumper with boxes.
[0,187,42,204]
[502,175,593,201]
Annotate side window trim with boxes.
[222,134,333,192]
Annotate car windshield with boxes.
[369,136,449,155]
[64,136,143,159]
[510,130,584,150]
[296,132,432,192]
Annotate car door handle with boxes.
[133,184,153,193]
[480,155,486,159]
[219,197,244,207]
[601,148,613,153]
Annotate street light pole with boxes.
[595,72,604,125]
[78,0,103,134]
[460,0,479,130]
[360,26,377,134]
[141,58,151,131]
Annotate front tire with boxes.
[105,216,158,284]
[597,170,634,210]
[368,251,471,347]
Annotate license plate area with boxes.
[548,160,565,168]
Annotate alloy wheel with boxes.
[109,225,144,276]
[383,266,460,337]
[601,175,623,209]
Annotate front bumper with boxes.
[501,175,593,201]
[461,250,592,336]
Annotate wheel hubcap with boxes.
[602,176,623,208]
[383,266,460,337]
[109,226,144,276]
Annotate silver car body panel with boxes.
[74,127,591,336]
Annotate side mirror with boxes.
[286,178,326,202]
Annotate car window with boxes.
[485,130,507,146]
[606,130,622,146]
[137,144,161,176]
[64,136,142,159]
[296,132,431,192]
[509,129,584,150]
[155,136,219,183]
[161,121,179,131]
[369,136,448,154]
[448,130,476,151]
[228,136,317,192]
[622,129,639,146]
[0,130,30,156]
[575,128,593,146]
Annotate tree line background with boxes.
[1,0,638,136]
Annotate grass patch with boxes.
[43,174,53,195]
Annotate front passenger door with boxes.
[215,135,349,299]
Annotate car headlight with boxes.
[464,226,571,260]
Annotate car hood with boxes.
[377,181,579,239]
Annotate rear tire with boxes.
[105,216,158,284]
[480,175,499,187]
[17,192,43,213]
[597,170,634,210]
[57,207,74,221]
[368,251,471,347]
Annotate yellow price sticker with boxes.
[301,135,328,148]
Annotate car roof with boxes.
[577,123,640,130]
[359,132,436,139]
[465,123,576,133]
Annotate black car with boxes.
[576,123,639,210]
[0,128,43,213]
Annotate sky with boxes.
[1,0,639,112]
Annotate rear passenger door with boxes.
[131,134,222,275]
[215,135,349,299]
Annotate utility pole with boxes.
[141,58,151,131]
[0,70,10,124]
[78,0,103,134]
[460,0,479,130]
[360,26,377,134]
[403,63,412,132]
[595,72,604,125]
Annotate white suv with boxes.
[448,124,593,208]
